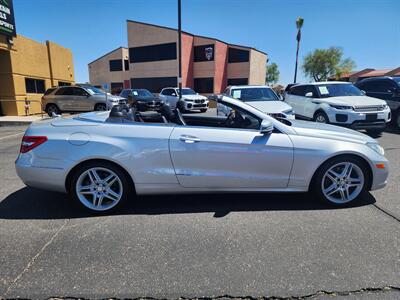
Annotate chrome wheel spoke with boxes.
[322,162,364,204]
[76,167,123,211]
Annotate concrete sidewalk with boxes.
[0,115,47,126]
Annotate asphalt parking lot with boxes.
[0,123,399,299]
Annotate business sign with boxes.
[0,0,16,37]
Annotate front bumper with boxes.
[184,100,209,111]
[327,108,391,130]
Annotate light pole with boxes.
[178,0,182,101]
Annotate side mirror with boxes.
[305,92,313,98]
[172,93,177,97]
[260,120,274,135]
[278,94,284,101]
[361,90,366,95]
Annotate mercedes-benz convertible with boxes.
[15,95,389,213]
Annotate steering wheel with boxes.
[225,110,246,128]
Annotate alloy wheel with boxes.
[316,114,327,123]
[321,162,364,204]
[76,167,123,211]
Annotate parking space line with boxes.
[0,132,24,141]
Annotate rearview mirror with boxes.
[305,92,313,97]
[260,120,274,134]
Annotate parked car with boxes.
[355,76,400,128]
[16,95,388,213]
[284,82,391,134]
[123,89,164,111]
[159,87,209,112]
[119,89,134,100]
[42,86,126,116]
[221,85,295,119]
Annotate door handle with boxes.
[179,135,200,143]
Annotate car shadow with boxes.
[0,187,376,220]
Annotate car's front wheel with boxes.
[312,156,369,206]
[314,111,329,124]
[70,161,133,213]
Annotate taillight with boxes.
[20,136,48,153]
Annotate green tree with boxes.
[266,62,280,85]
[302,47,356,82]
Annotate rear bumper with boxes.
[15,158,67,193]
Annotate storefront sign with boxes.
[0,0,16,37]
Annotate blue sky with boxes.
[13,0,400,85]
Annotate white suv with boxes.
[284,82,391,134]
[159,87,209,112]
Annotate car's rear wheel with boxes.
[94,103,107,111]
[45,104,60,117]
[70,161,133,213]
[312,156,369,206]
[314,111,329,124]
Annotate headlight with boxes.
[383,104,389,109]
[329,104,353,110]
[184,98,194,102]
[367,142,385,156]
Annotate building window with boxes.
[109,59,123,71]
[194,77,214,93]
[25,78,46,94]
[194,44,214,62]
[129,43,177,63]
[228,48,249,63]
[58,81,71,86]
[111,82,124,95]
[227,78,248,85]
[130,77,177,93]
[124,59,129,71]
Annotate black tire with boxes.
[314,111,329,124]
[69,161,134,213]
[45,104,60,117]
[311,155,370,207]
[200,108,207,113]
[94,103,107,111]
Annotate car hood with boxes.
[182,95,207,100]
[320,95,387,106]
[246,101,293,113]
[289,119,376,144]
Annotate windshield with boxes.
[317,84,364,98]
[85,86,104,95]
[133,89,153,97]
[179,88,197,95]
[393,77,400,85]
[231,88,279,102]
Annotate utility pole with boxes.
[294,17,304,83]
[178,0,182,101]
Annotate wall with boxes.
[88,47,129,89]
[248,49,267,85]
[127,21,178,80]
[0,35,74,116]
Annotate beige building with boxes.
[0,34,74,116]
[88,20,268,95]
[88,47,130,94]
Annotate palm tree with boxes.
[293,17,304,83]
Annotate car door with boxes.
[53,87,75,110]
[303,85,320,119]
[169,114,294,189]
[71,87,92,111]
[286,85,307,117]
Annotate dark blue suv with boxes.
[356,76,400,128]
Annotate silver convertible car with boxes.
[15,95,389,213]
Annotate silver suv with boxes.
[42,86,125,116]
